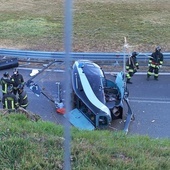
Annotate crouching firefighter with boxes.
[147,46,164,80]
[2,85,19,111]
[126,52,139,84]
[18,84,29,109]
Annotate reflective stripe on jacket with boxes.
[18,91,29,108]
[0,78,13,94]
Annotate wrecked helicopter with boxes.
[0,57,134,133]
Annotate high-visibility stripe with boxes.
[12,101,14,109]
[21,103,28,107]
[148,72,153,76]
[151,64,156,67]
[5,100,8,109]
[5,83,7,93]
[128,69,134,72]
[2,83,7,93]
[126,74,131,78]
[23,94,27,100]
[4,98,15,109]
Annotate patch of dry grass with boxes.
[0,0,169,52]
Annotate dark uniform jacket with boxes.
[18,90,28,109]
[126,56,139,70]
[149,51,164,66]
[10,74,24,90]
[2,93,19,110]
[0,77,13,95]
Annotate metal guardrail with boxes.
[0,48,170,61]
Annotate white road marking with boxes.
[129,98,170,104]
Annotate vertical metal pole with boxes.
[123,37,127,76]
[63,0,73,169]
[122,37,134,134]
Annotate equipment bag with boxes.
[0,58,19,70]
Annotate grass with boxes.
[0,0,170,52]
[0,1,170,169]
[0,113,170,169]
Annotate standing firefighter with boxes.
[126,52,139,84]
[18,84,29,109]
[2,85,19,111]
[0,72,13,96]
[10,68,24,95]
[147,46,164,80]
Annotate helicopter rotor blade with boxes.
[123,97,135,134]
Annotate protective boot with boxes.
[154,76,158,81]
[126,79,132,84]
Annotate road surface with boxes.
[0,67,169,139]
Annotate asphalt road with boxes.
[0,67,170,139]
[127,74,170,139]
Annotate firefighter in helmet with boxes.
[18,84,29,109]
[0,72,14,96]
[126,52,139,84]
[10,68,24,95]
[147,46,164,80]
[2,85,19,111]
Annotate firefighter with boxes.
[18,84,29,109]
[2,85,19,111]
[10,68,24,95]
[126,52,139,84]
[147,46,164,80]
[0,72,13,96]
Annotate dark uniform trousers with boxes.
[18,91,29,109]
[2,93,19,111]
